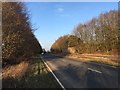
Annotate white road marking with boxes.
[88,68,102,74]
[41,57,65,90]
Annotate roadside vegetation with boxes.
[2,2,42,66]
[51,10,119,66]
[2,56,61,88]
[2,2,60,88]
[1,1,119,88]
[52,53,119,67]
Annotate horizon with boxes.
[25,2,118,51]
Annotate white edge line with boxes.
[88,68,102,74]
[41,57,65,90]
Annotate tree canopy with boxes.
[51,10,119,54]
[2,2,42,64]
[51,35,83,53]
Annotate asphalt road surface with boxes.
[42,53,119,88]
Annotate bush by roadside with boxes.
[2,2,42,65]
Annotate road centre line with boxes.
[88,68,102,74]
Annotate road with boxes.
[42,53,119,88]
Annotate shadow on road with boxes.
[43,54,119,88]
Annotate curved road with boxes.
[42,54,119,88]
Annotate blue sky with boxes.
[25,2,118,51]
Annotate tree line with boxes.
[51,35,83,53]
[2,2,42,65]
[51,10,119,54]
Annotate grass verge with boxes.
[51,53,119,67]
[2,57,61,88]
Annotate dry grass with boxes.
[2,61,29,79]
[51,53,119,67]
[2,57,61,88]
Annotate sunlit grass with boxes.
[51,53,119,67]
[2,57,61,88]
[65,54,119,67]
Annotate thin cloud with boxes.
[57,7,64,12]
[60,14,70,17]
